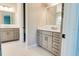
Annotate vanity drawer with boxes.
[52,46,60,51]
[53,39,61,44]
[52,47,60,52]
[53,32,61,38]
[52,50,60,56]
[53,37,61,42]
[41,30,53,36]
[53,32,61,35]
[52,43,61,56]
[53,42,61,47]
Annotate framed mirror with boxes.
[46,3,62,25]
[0,5,15,25]
[46,5,57,25]
[46,3,64,31]
[2,11,15,24]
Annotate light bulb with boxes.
[0,6,4,10]
[49,3,59,6]
[0,5,14,12]
[4,6,9,11]
[9,7,14,12]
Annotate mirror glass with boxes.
[46,5,56,25]
[46,3,62,28]
[0,6,15,24]
[2,11,14,24]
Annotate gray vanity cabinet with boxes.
[0,29,14,42]
[37,31,43,46]
[0,28,19,42]
[37,30,62,56]
[37,30,53,51]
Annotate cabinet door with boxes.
[37,30,43,46]
[0,31,8,42]
[47,35,53,52]
[42,34,48,49]
[0,36,1,56]
[13,29,19,40]
[38,33,43,46]
[7,31,14,41]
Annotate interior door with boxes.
[0,34,2,56]
[61,3,78,56]
[23,3,26,42]
[75,4,79,56]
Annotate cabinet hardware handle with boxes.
[45,37,48,41]
[62,34,65,38]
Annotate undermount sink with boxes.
[51,27,57,30]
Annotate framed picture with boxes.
[4,15,10,24]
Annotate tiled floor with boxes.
[1,41,53,56]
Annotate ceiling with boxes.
[0,3,17,7]
[41,3,58,8]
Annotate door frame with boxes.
[23,3,26,42]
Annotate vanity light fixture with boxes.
[0,5,14,12]
[49,3,59,6]
[0,6,4,10]
[45,3,59,8]
[9,7,14,12]
[4,6,9,11]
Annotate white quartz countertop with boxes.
[37,25,60,32]
[0,24,20,28]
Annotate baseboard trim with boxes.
[27,44,37,48]
[2,39,19,43]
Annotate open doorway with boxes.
[0,3,24,56]
[23,3,26,42]
[0,3,64,56]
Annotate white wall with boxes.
[16,4,24,42]
[26,3,47,47]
